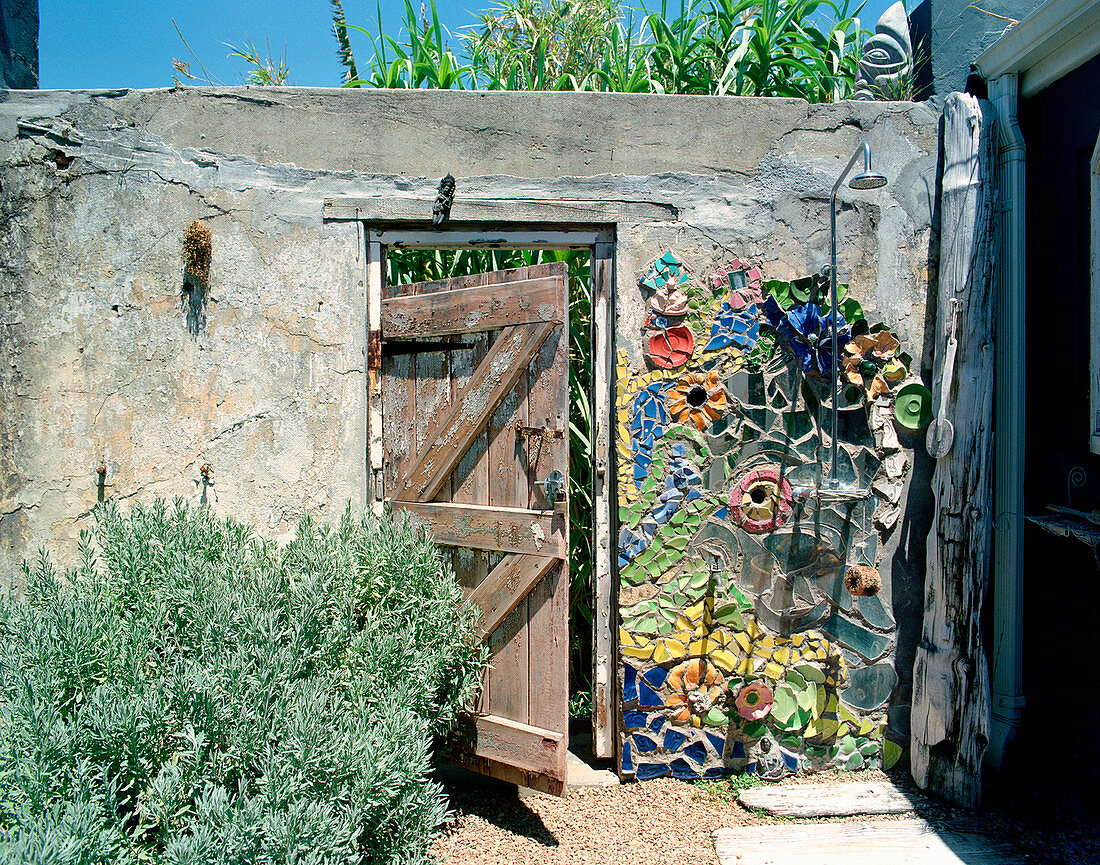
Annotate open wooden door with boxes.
[380,262,570,795]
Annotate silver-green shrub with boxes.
[0,500,485,864]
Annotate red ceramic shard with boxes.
[648,325,694,369]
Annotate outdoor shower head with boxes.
[847,143,888,189]
[827,141,888,489]
[849,171,888,190]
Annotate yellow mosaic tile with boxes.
[774,647,791,666]
[763,661,785,680]
[791,633,805,646]
[758,634,775,650]
[733,632,752,653]
[710,648,740,673]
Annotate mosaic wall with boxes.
[617,251,919,781]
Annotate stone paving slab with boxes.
[713,818,1029,865]
[737,781,920,817]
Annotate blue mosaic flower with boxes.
[704,301,760,352]
[763,296,849,378]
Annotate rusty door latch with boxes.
[516,424,565,440]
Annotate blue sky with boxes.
[40,0,898,90]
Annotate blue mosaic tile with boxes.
[714,506,728,519]
[704,766,728,779]
[663,729,686,750]
[622,740,633,773]
[642,667,669,689]
[636,762,670,780]
[684,741,708,764]
[633,734,658,754]
[638,679,663,708]
[624,710,646,730]
[781,749,799,771]
[669,758,700,779]
[728,741,745,760]
[746,761,757,775]
[623,664,638,702]
[706,732,726,754]
[648,714,666,733]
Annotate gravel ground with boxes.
[430,764,1100,865]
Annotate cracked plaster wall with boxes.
[0,87,937,586]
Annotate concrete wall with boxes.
[930,0,1044,94]
[0,0,37,89]
[0,87,938,765]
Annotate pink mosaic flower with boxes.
[735,682,774,721]
[650,284,690,316]
[729,467,794,533]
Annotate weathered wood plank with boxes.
[468,553,557,638]
[382,276,564,339]
[528,559,569,753]
[911,93,997,809]
[324,195,676,223]
[713,819,1027,865]
[394,321,556,503]
[522,265,569,743]
[591,241,615,758]
[472,714,564,777]
[736,782,920,817]
[387,501,566,558]
[367,241,385,506]
[450,328,490,591]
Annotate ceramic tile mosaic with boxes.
[616,252,917,781]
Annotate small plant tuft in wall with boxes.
[182,219,212,280]
[181,219,212,334]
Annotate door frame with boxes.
[362,222,617,759]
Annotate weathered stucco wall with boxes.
[0,87,938,774]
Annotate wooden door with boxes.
[380,262,570,796]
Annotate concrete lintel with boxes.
[323,196,677,223]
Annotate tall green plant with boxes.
[329,0,869,100]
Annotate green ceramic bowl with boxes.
[894,382,934,430]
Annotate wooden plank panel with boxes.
[468,553,557,638]
[382,276,564,339]
[395,321,556,503]
[713,819,1028,865]
[387,262,562,300]
[447,753,565,797]
[488,602,530,724]
[450,330,489,591]
[523,269,569,738]
[591,242,615,758]
[736,782,920,817]
[386,501,565,558]
[527,561,569,751]
[381,351,415,498]
[472,714,564,777]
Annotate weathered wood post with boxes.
[911,92,997,808]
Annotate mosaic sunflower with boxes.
[667,371,727,431]
[664,658,725,727]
